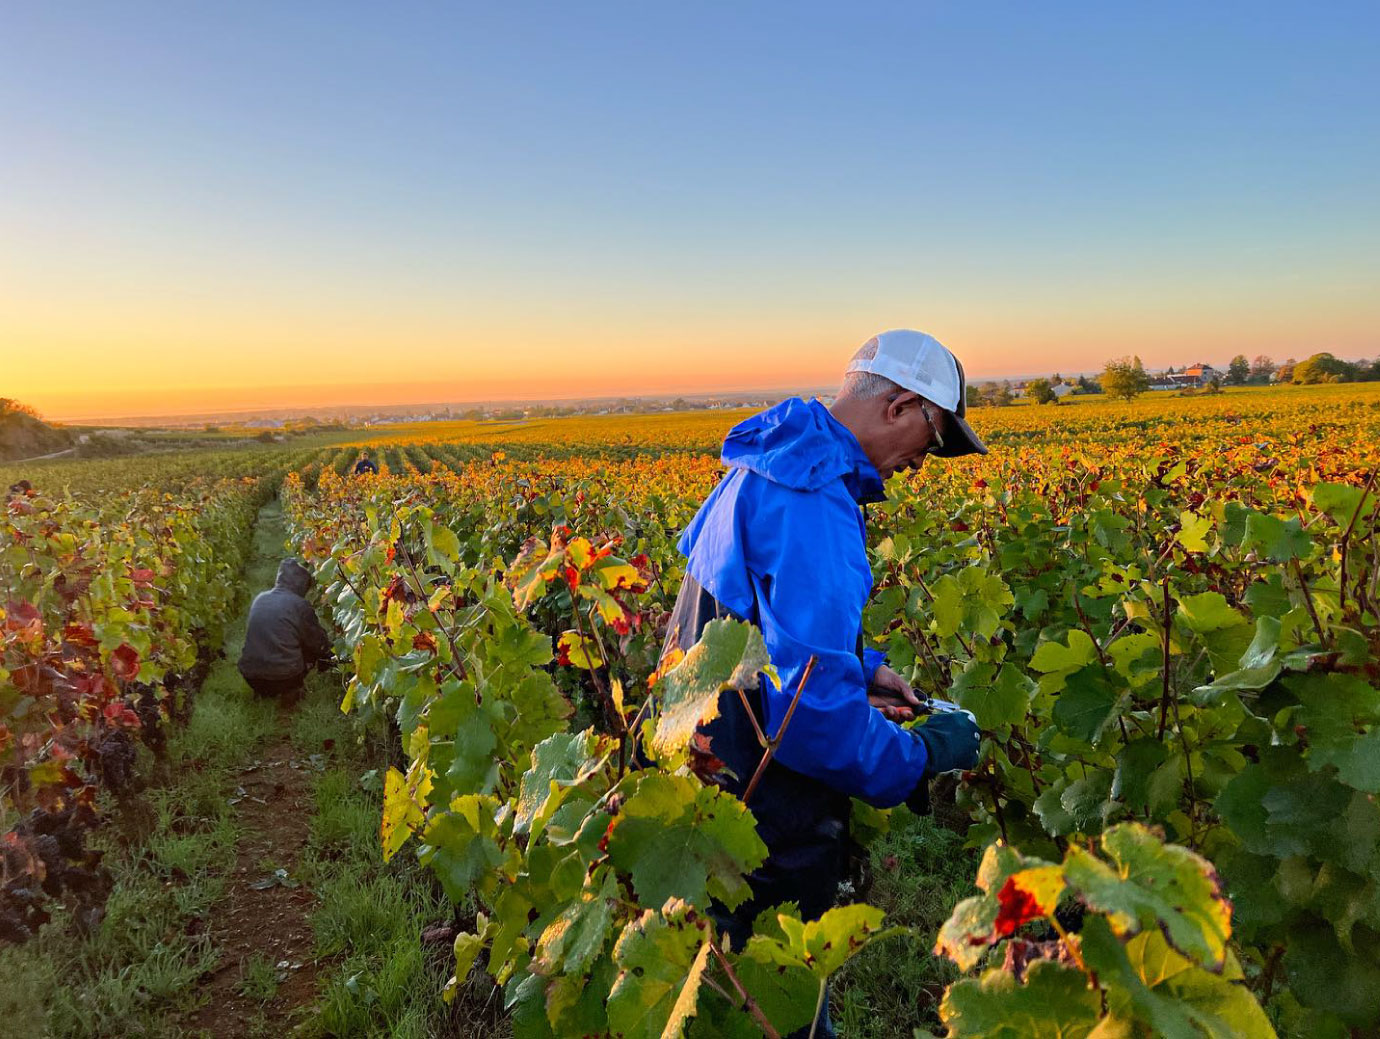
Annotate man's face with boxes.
[872,392,948,479]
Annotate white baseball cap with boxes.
[846,330,988,457]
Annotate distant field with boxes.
[345,406,760,453]
[352,381,1380,456]
[6,383,1376,496]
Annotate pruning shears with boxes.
[917,696,977,724]
[878,694,977,725]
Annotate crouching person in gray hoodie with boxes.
[238,558,333,705]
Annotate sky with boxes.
[2,3,1378,420]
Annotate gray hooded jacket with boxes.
[238,559,332,680]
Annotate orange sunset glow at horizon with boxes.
[10,296,1378,422]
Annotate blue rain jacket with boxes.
[678,397,930,806]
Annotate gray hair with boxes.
[837,336,903,401]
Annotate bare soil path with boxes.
[183,500,325,1037]
[184,736,321,1037]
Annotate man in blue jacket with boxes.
[669,331,986,1005]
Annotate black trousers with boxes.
[241,671,306,703]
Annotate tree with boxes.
[1101,356,1151,401]
[0,398,41,420]
[1275,357,1297,383]
[1026,378,1057,404]
[1293,352,1358,384]
[1226,355,1250,385]
[1051,372,1064,385]
[966,385,982,409]
[979,383,1013,407]
[1248,355,1276,383]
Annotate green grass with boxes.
[305,768,380,868]
[241,952,282,1003]
[0,799,238,1037]
[177,666,277,768]
[833,811,978,1037]
[289,671,467,1039]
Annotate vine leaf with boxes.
[929,566,1014,641]
[1309,482,1375,528]
[532,867,619,978]
[739,903,905,1034]
[938,848,1065,968]
[1063,823,1231,970]
[606,898,711,1039]
[953,663,1035,731]
[1241,510,1311,563]
[1081,919,1274,1039]
[605,772,766,910]
[1288,672,1380,793]
[746,902,902,979]
[1175,510,1214,553]
[650,619,777,757]
[993,866,1065,938]
[381,760,432,862]
[427,520,461,564]
[557,629,601,670]
[416,794,505,902]
[1029,630,1099,676]
[1176,592,1253,675]
[1050,667,1123,745]
[514,730,598,838]
[935,895,1001,972]
[938,958,1101,1038]
[506,536,560,610]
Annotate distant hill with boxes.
[0,399,74,462]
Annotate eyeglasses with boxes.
[886,393,947,459]
[919,401,946,455]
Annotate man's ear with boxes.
[884,391,921,423]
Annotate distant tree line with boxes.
[969,351,1380,408]
[1097,352,1380,402]
[966,373,1102,408]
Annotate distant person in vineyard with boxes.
[353,450,378,475]
[238,558,333,706]
[668,330,985,1031]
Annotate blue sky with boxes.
[3,3,1377,416]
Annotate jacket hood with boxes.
[275,558,313,595]
[721,398,884,504]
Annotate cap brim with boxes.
[933,412,988,458]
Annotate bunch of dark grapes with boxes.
[133,683,166,760]
[95,730,137,792]
[0,805,112,945]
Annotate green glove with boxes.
[915,711,982,777]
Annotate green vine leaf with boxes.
[514,730,598,838]
[605,772,767,911]
[939,959,1101,1038]
[650,618,776,757]
[606,898,711,1039]
[1063,823,1231,970]
[532,867,619,978]
[1081,918,1274,1039]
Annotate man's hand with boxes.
[868,665,921,722]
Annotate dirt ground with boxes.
[183,733,321,1037]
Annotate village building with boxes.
[1150,362,1220,390]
